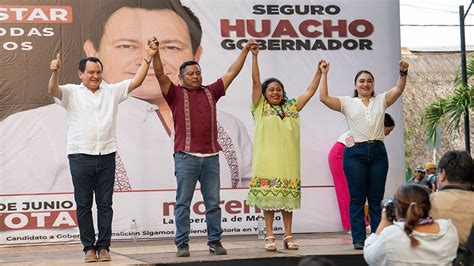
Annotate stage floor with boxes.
[0,232,365,265]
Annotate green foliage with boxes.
[422,56,474,145]
[404,123,417,181]
[454,54,474,86]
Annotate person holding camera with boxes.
[363,184,459,265]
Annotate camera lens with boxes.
[381,199,396,222]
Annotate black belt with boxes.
[356,140,383,145]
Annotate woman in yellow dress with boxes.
[246,43,323,251]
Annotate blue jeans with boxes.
[173,152,222,247]
[343,142,388,245]
[68,152,116,252]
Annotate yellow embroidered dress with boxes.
[246,96,301,210]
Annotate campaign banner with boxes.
[1,187,340,244]
[0,0,404,245]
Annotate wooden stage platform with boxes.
[0,232,367,265]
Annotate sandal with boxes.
[283,235,299,250]
[264,236,277,252]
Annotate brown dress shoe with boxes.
[98,249,111,262]
[84,249,98,263]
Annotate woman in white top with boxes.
[364,184,459,265]
[319,60,409,249]
[328,114,396,232]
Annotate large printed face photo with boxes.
[84,7,202,100]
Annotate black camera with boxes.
[381,199,396,222]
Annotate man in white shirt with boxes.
[48,40,157,262]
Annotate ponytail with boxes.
[404,202,424,246]
[394,185,432,247]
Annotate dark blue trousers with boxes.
[68,152,115,252]
[343,142,388,245]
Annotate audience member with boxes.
[430,150,474,245]
[406,165,432,190]
[364,184,459,265]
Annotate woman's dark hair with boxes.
[384,113,395,127]
[353,70,375,97]
[298,256,336,266]
[261,78,288,105]
[393,184,431,247]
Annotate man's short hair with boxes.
[78,57,104,73]
[84,0,202,54]
[438,150,473,185]
[179,61,200,76]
